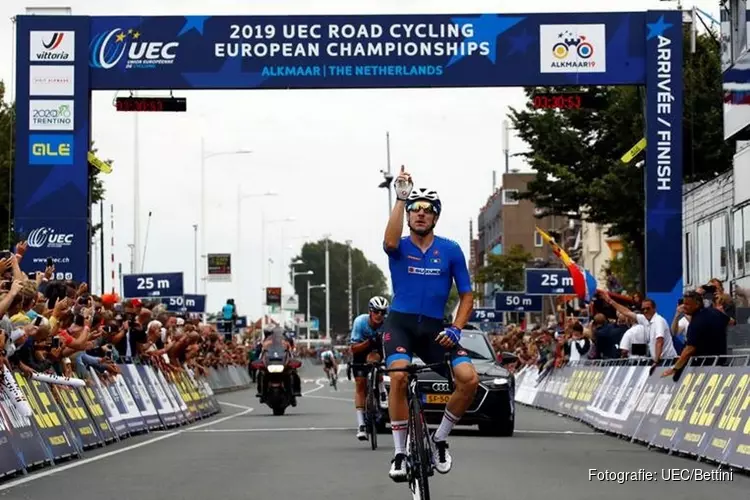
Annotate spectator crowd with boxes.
[0,242,250,384]
[487,277,745,377]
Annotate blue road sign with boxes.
[525,268,574,295]
[123,272,184,298]
[162,294,206,313]
[235,316,248,328]
[494,292,543,312]
[470,308,501,322]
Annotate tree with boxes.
[0,81,107,248]
[444,284,459,320]
[474,245,532,293]
[508,30,733,289]
[0,82,15,248]
[604,241,641,295]
[291,239,388,335]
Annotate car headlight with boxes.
[267,364,285,373]
[491,378,509,386]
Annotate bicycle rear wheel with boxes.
[407,393,431,500]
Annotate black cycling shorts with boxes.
[351,336,383,378]
[323,359,334,369]
[382,311,472,378]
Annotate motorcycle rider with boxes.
[256,325,302,402]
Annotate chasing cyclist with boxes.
[350,296,390,441]
[383,166,478,482]
[320,347,338,385]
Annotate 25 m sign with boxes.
[123,272,184,298]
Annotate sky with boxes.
[1,0,722,318]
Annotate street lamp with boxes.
[307,282,326,346]
[260,216,295,331]
[356,284,375,316]
[200,138,252,294]
[237,190,277,309]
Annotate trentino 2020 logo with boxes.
[90,28,179,70]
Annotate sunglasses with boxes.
[370,309,386,316]
[406,201,436,213]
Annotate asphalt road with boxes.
[1,363,749,500]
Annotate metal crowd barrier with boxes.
[514,355,750,471]
[0,364,250,480]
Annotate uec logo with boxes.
[90,28,179,69]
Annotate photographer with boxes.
[662,290,730,380]
[697,279,736,325]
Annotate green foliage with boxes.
[0,82,15,248]
[445,284,459,319]
[291,239,388,335]
[0,81,107,248]
[474,244,532,293]
[508,30,732,284]
[604,241,642,295]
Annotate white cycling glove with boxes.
[394,177,413,201]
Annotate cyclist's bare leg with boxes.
[354,376,367,435]
[386,359,409,449]
[444,362,479,420]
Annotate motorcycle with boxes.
[251,347,302,416]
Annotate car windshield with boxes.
[457,333,494,360]
[412,333,494,364]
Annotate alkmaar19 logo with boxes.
[28,227,74,249]
[90,28,179,70]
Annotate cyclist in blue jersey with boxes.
[382,166,478,482]
[350,296,389,441]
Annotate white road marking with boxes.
[306,395,352,402]
[515,429,599,435]
[187,426,356,433]
[0,401,254,492]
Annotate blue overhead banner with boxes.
[14,16,91,283]
[87,13,647,90]
[645,10,683,323]
[13,11,681,313]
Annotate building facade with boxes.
[579,221,623,289]
[682,148,750,294]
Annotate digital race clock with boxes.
[531,90,596,110]
[115,96,187,112]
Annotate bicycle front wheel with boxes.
[407,394,431,500]
[367,373,378,450]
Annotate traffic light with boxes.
[378,169,393,189]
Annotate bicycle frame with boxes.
[381,354,455,500]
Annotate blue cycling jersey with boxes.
[384,235,471,320]
[349,314,385,343]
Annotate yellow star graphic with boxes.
[132,31,141,39]
[116,31,127,43]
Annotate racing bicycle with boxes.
[382,353,454,500]
[350,361,386,450]
[326,364,338,390]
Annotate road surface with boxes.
[2,364,748,500]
